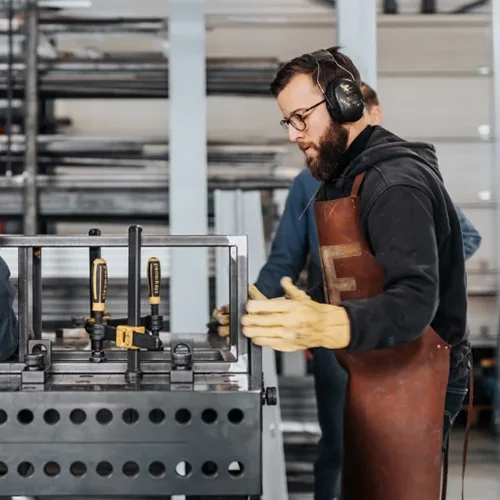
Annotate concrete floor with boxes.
[445,427,499,500]
[286,426,500,500]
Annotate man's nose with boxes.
[288,127,303,143]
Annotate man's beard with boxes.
[304,122,349,183]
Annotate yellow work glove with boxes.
[213,278,310,337]
[212,284,264,337]
[241,277,351,351]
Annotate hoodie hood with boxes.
[335,126,442,189]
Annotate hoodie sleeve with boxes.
[455,205,481,261]
[340,184,439,351]
[0,256,18,361]
[254,174,310,298]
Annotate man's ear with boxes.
[367,105,383,126]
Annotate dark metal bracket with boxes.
[21,339,52,385]
[170,339,194,384]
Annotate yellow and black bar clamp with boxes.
[85,258,163,356]
[147,257,163,348]
[89,257,108,363]
[86,318,162,351]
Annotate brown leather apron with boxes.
[313,172,467,500]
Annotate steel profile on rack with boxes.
[0,56,280,98]
[0,0,90,10]
[0,137,289,171]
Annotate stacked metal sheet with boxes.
[0,55,280,98]
[0,135,289,171]
[0,136,295,219]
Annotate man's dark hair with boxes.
[360,81,379,108]
[270,46,361,98]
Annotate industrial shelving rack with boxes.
[0,3,291,499]
[0,0,296,331]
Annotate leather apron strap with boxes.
[461,365,474,499]
[350,172,366,196]
[440,363,474,500]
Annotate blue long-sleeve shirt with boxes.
[255,168,482,298]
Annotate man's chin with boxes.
[306,162,320,180]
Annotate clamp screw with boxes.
[263,387,277,406]
[25,352,44,371]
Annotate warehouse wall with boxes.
[51,3,497,345]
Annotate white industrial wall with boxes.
[45,1,497,345]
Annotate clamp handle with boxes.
[91,258,108,314]
[147,257,161,306]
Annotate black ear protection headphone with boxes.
[309,49,365,124]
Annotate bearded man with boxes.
[241,47,471,500]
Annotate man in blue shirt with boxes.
[253,82,482,500]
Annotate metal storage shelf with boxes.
[0,55,280,98]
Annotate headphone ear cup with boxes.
[326,79,365,124]
[323,81,342,122]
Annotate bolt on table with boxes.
[0,225,276,498]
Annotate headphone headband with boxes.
[309,49,335,64]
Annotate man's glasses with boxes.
[280,100,326,131]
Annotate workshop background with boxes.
[0,0,499,499]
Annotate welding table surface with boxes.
[0,329,251,391]
[0,372,250,392]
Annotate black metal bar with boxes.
[382,0,399,13]
[5,0,14,177]
[420,0,437,13]
[229,246,239,356]
[88,228,101,317]
[126,225,143,383]
[23,0,39,236]
[32,247,42,339]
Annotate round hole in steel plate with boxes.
[175,461,192,478]
[44,461,60,477]
[96,461,113,478]
[70,461,87,477]
[149,461,166,478]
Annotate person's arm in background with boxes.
[455,205,482,260]
[0,256,18,361]
[254,171,313,298]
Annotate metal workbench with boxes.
[0,230,275,498]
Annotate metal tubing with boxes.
[0,0,91,8]
[32,247,42,339]
[126,225,143,383]
[0,175,291,190]
[5,0,14,177]
[0,234,248,248]
[23,0,39,236]
[17,247,29,362]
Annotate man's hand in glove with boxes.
[212,278,310,338]
[212,284,265,337]
[241,277,351,351]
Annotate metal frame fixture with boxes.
[0,227,276,497]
